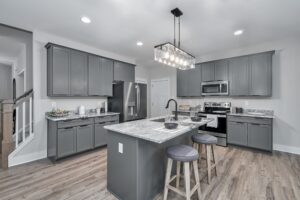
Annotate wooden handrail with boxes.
[14,89,33,104]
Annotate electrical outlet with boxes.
[118,143,123,154]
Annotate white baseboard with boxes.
[8,150,47,167]
[274,144,300,155]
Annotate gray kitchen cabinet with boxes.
[57,127,76,158]
[177,64,201,97]
[249,52,273,96]
[48,46,70,96]
[76,124,94,153]
[227,115,273,151]
[247,123,272,151]
[100,58,114,96]
[113,61,135,82]
[214,60,229,81]
[47,114,119,161]
[201,62,215,82]
[70,50,88,96]
[227,121,248,146]
[88,55,113,96]
[229,56,249,96]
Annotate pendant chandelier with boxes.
[154,8,195,70]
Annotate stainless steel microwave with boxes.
[201,81,229,96]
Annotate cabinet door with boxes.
[214,60,228,81]
[101,58,114,96]
[70,50,88,96]
[177,69,189,97]
[229,56,249,96]
[187,64,202,96]
[249,52,272,96]
[88,55,101,95]
[94,122,107,148]
[52,46,70,95]
[248,123,272,151]
[227,121,248,146]
[201,62,215,82]
[114,61,135,82]
[57,127,76,158]
[76,124,94,153]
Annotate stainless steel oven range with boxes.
[198,102,231,147]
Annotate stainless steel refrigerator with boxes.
[108,82,147,122]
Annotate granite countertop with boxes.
[104,116,213,144]
[46,112,120,121]
[227,109,274,119]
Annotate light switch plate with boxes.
[118,143,123,154]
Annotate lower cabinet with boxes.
[48,115,119,161]
[227,122,248,146]
[227,116,273,151]
[247,123,272,151]
[57,127,76,158]
[95,120,118,148]
[76,124,94,153]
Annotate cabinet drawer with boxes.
[58,118,94,128]
[227,115,272,125]
[95,115,119,123]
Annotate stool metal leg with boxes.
[192,160,202,200]
[211,144,217,176]
[184,162,191,200]
[206,145,212,184]
[163,158,173,200]
[176,161,181,188]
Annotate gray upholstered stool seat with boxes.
[166,144,199,162]
[192,133,217,144]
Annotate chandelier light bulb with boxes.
[165,52,170,59]
[159,58,162,63]
[170,54,174,61]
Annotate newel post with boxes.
[1,100,14,169]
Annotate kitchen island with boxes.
[104,116,212,200]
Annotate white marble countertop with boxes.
[227,112,274,119]
[46,112,120,121]
[104,116,213,144]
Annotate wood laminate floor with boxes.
[0,146,299,200]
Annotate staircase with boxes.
[1,89,34,169]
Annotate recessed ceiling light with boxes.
[81,16,91,24]
[234,30,244,36]
[136,41,143,46]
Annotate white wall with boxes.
[10,31,136,165]
[148,37,300,154]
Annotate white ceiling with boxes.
[0,0,300,64]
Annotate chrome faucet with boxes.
[165,99,178,120]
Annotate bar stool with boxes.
[163,144,201,200]
[192,134,218,184]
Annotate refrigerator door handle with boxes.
[136,85,140,117]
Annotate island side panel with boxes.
[107,130,139,200]
[137,128,197,200]
[47,120,58,160]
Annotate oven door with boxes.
[201,81,228,96]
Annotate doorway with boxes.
[150,78,170,117]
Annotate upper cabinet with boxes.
[46,43,127,97]
[201,62,215,82]
[47,45,70,96]
[113,61,135,82]
[229,56,250,96]
[177,64,201,97]
[201,60,228,82]
[70,50,88,96]
[214,60,229,81]
[88,55,113,96]
[248,52,272,96]
[229,52,273,96]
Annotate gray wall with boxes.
[0,63,12,100]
